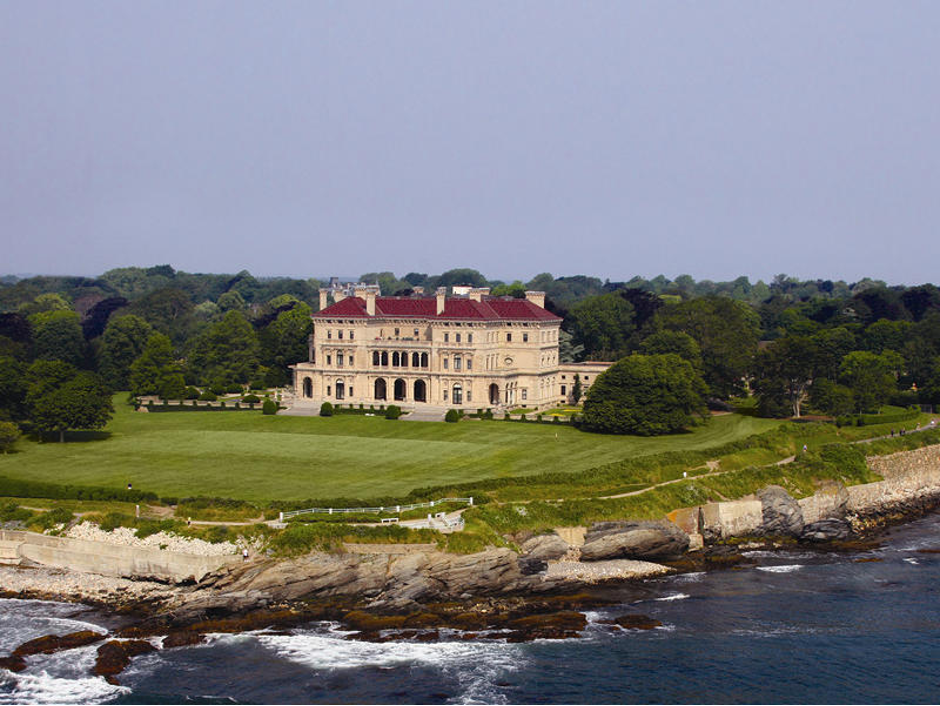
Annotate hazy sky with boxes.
[2,2,938,284]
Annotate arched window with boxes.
[373,351,380,366]
[401,352,408,367]
[489,383,499,405]
[452,384,463,405]
[414,379,427,402]
[303,377,313,398]
[392,352,400,367]
[335,381,345,400]
[421,352,429,368]
[381,351,389,366]
[412,352,419,367]
[374,378,387,400]
[394,378,406,401]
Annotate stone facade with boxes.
[292,287,611,410]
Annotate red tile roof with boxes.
[312,296,560,322]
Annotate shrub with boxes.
[520,413,527,422]
[483,409,494,420]
[226,383,243,394]
[537,414,543,423]
[242,394,261,404]
[320,402,334,417]
[445,409,460,423]
[262,399,277,415]
[210,382,227,396]
[219,400,226,408]
[184,386,201,400]
[0,421,21,454]
[33,507,75,531]
[385,405,402,420]
[199,390,218,401]
[191,399,198,407]
[504,412,510,420]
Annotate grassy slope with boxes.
[0,400,782,502]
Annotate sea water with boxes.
[3,512,940,704]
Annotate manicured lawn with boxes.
[0,400,783,502]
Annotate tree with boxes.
[752,336,819,418]
[129,333,182,397]
[558,329,584,363]
[839,351,898,413]
[655,297,760,398]
[0,420,19,453]
[128,288,195,345]
[571,374,583,404]
[188,310,260,385]
[31,310,86,367]
[217,290,247,313]
[582,354,708,435]
[18,293,70,317]
[99,315,154,389]
[259,303,312,386]
[30,371,113,442]
[809,378,855,417]
[639,330,703,371]
[0,357,28,421]
[566,293,636,360]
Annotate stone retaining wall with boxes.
[0,530,238,583]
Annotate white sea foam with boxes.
[256,630,525,704]
[904,557,920,565]
[673,571,705,583]
[756,564,804,573]
[654,592,690,601]
[0,648,127,705]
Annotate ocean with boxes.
[3,512,940,704]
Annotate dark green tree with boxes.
[31,310,86,367]
[0,357,28,421]
[188,310,261,385]
[259,303,312,386]
[0,420,20,453]
[809,378,856,417]
[30,371,113,442]
[752,336,820,417]
[839,350,898,413]
[129,333,181,397]
[566,293,636,360]
[655,297,760,398]
[639,330,703,371]
[571,373,583,404]
[99,315,154,389]
[582,353,708,435]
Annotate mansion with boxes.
[291,285,611,410]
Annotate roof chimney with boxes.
[318,288,329,311]
[525,291,546,309]
[412,285,424,296]
[334,289,346,303]
[436,286,447,315]
[365,285,378,316]
[354,284,369,301]
[469,287,490,302]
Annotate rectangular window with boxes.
[443,358,449,369]
[349,330,354,340]
[522,389,528,400]
[327,354,332,365]
[444,333,449,342]
[455,357,462,371]
[467,390,472,402]
[467,359,472,370]
[443,389,448,401]
[349,355,354,366]
[337,353,344,367]
[338,330,343,339]
[523,333,528,343]
[394,328,400,336]
[456,333,461,343]
[327,330,332,339]
[507,333,512,342]
[561,385,567,395]
[327,385,331,396]
[349,387,353,396]
[468,333,473,343]
[414,328,419,337]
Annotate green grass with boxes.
[0,396,784,503]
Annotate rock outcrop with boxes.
[801,518,852,542]
[758,485,804,537]
[579,521,689,561]
[518,534,569,574]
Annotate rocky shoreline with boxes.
[3,444,940,685]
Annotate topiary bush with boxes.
[483,409,494,420]
[210,382,227,396]
[262,399,278,415]
[320,401,334,417]
[445,409,460,423]
[385,405,402,420]
[184,386,201,400]
[242,394,261,404]
[199,390,218,401]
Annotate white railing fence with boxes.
[279,497,473,522]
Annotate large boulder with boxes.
[758,486,804,537]
[580,521,689,561]
[801,518,851,542]
[518,534,569,574]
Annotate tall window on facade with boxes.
[452,384,463,405]
[467,358,472,370]
[382,351,389,366]
[414,379,427,402]
[349,331,354,340]
[412,352,419,367]
[349,355,354,366]
[414,328,419,337]
[327,354,332,365]
[336,381,345,400]
[421,352,429,367]
[443,358,449,369]
[327,385,331,396]
[373,351,380,366]
[561,385,567,396]
[468,333,473,343]
[456,333,461,343]
[454,356,462,371]
[444,333,449,342]
[338,330,343,339]
[393,352,400,366]
[375,378,387,400]
[327,330,332,339]
[443,389,448,401]
[467,389,472,402]
[523,333,528,342]
[507,333,512,342]
[394,328,400,337]
[303,378,312,397]
[522,389,527,401]
[337,353,344,367]
[401,353,408,367]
